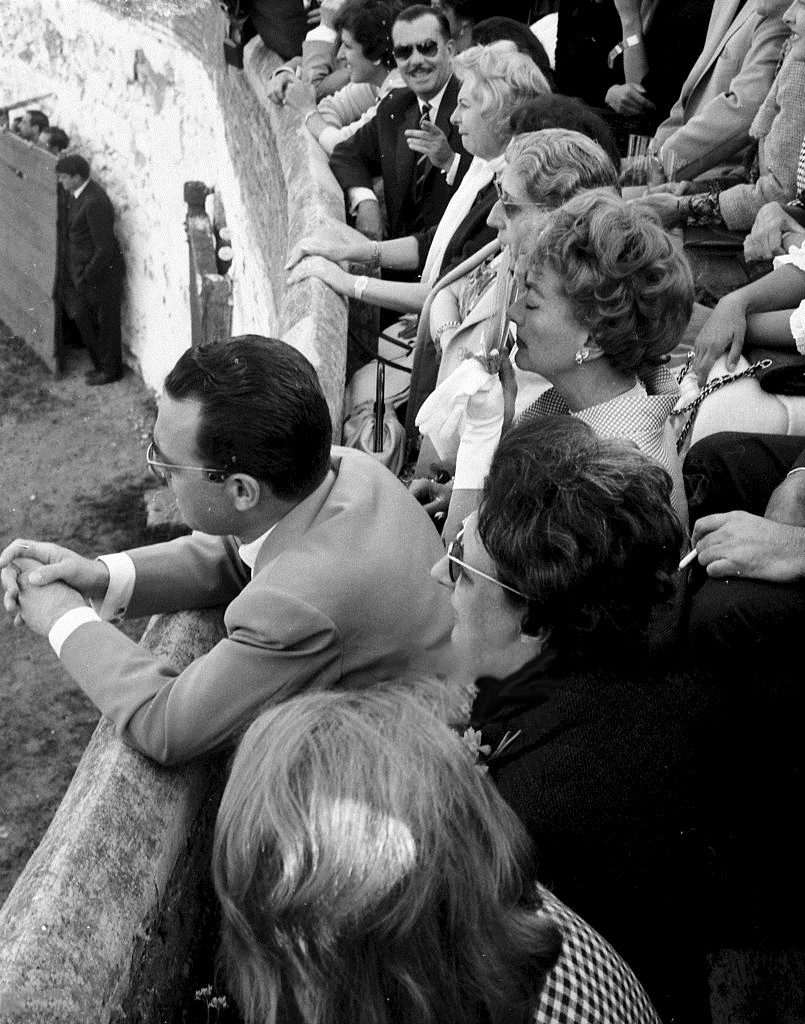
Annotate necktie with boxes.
[414,103,432,203]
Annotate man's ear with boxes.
[225,473,261,512]
[444,36,456,58]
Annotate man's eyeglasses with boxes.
[447,535,530,599]
[393,39,440,61]
[146,440,227,484]
[494,179,546,219]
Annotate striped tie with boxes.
[797,134,805,206]
[414,103,432,202]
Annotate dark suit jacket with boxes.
[66,178,123,296]
[248,0,307,61]
[59,448,453,766]
[329,75,472,239]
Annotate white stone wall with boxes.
[0,0,277,392]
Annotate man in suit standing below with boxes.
[329,4,471,243]
[55,154,125,385]
[1,336,453,767]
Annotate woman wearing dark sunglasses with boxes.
[431,413,724,1024]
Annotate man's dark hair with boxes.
[335,0,395,67]
[27,109,49,132]
[164,336,333,502]
[509,94,620,170]
[472,17,554,88]
[55,153,90,180]
[393,4,451,40]
[439,0,490,26]
[44,126,70,152]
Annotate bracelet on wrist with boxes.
[353,275,370,301]
[367,239,382,271]
[433,319,461,346]
[607,33,642,68]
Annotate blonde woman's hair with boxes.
[452,43,550,149]
[213,683,560,1024]
[506,128,620,209]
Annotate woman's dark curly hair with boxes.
[478,416,682,667]
[523,188,694,376]
[334,0,396,69]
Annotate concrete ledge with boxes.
[0,609,226,1024]
[243,36,348,424]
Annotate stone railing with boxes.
[0,3,348,1021]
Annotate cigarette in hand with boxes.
[678,547,698,571]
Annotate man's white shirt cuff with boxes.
[49,606,102,658]
[348,187,380,215]
[96,552,136,620]
[47,552,135,657]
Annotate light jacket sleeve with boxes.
[719,58,805,229]
[655,5,789,180]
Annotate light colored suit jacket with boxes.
[654,0,789,180]
[59,448,452,765]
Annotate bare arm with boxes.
[287,254,428,313]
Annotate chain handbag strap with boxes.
[673,355,773,453]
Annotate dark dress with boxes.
[469,649,722,1024]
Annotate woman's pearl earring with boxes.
[574,348,589,367]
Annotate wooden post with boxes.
[184,181,232,347]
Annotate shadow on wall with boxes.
[0,3,348,1022]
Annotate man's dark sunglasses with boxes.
[393,39,440,61]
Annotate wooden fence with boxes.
[0,131,59,373]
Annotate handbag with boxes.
[672,350,805,457]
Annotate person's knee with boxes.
[689,575,805,669]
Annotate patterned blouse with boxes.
[519,365,688,530]
[536,884,661,1024]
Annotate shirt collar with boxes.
[237,524,277,575]
[419,78,449,121]
[72,178,89,199]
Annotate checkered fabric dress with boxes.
[535,884,661,1024]
[517,364,687,531]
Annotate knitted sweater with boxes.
[470,653,722,1024]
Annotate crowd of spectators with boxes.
[5,0,805,1021]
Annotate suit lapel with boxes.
[685,0,748,98]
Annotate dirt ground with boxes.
[0,324,172,905]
